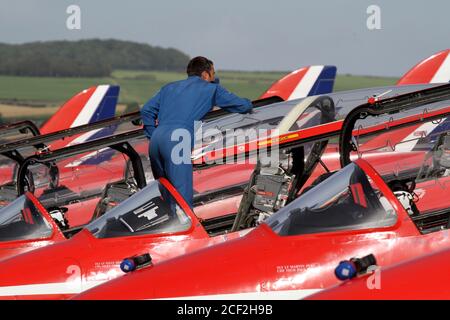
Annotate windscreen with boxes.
[29,149,128,198]
[197,97,336,156]
[348,107,450,214]
[21,137,151,229]
[198,84,431,141]
[201,100,296,135]
[192,97,336,195]
[197,100,297,156]
[266,163,397,236]
[0,119,142,190]
[87,180,191,239]
[351,116,450,173]
[288,107,324,132]
[194,84,439,159]
[0,195,52,242]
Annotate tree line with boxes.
[0,39,190,77]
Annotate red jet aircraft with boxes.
[73,154,450,300]
[306,247,450,300]
[0,64,336,194]
[0,85,120,184]
[0,83,449,299]
[0,65,338,263]
[0,50,444,298]
[69,84,450,300]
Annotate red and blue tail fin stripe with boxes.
[259,65,337,101]
[303,65,337,98]
[71,85,119,127]
[40,85,119,134]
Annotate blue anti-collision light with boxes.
[120,258,136,273]
[335,260,357,281]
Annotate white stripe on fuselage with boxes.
[289,66,324,100]
[0,282,321,299]
[154,289,322,300]
[70,85,109,128]
[395,120,444,152]
[67,128,103,146]
[0,280,107,297]
[431,53,450,83]
[64,147,110,167]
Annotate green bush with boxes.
[0,40,190,78]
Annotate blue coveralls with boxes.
[141,76,253,209]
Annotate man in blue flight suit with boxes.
[141,56,253,210]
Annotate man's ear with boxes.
[200,71,210,81]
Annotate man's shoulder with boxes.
[163,77,217,91]
[161,79,186,89]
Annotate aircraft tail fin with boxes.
[39,85,120,134]
[259,65,337,101]
[397,49,450,85]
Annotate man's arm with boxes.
[214,85,253,113]
[140,90,161,139]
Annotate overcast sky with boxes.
[0,0,448,76]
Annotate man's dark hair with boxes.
[186,56,213,77]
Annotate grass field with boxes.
[0,70,397,122]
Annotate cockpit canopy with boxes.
[0,194,53,242]
[87,180,192,239]
[266,162,398,236]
